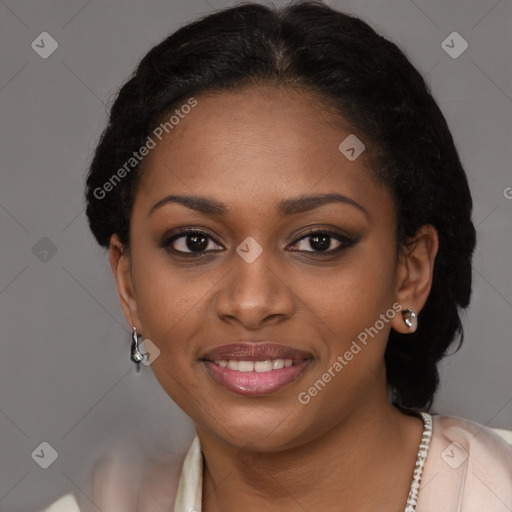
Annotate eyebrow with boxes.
[148,193,368,218]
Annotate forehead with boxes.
[135,85,390,220]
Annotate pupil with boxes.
[187,234,208,251]
[311,234,330,251]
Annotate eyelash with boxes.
[160,228,357,258]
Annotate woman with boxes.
[41,1,512,511]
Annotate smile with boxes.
[200,341,313,396]
[202,357,312,396]
[214,358,294,371]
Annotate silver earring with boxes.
[402,308,417,332]
[131,326,144,370]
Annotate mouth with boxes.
[200,342,313,397]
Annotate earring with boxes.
[402,308,417,332]
[131,326,144,370]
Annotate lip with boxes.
[201,342,312,362]
[201,342,313,397]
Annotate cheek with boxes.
[296,243,397,338]
[130,248,205,348]
[129,251,207,411]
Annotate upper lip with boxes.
[201,342,313,362]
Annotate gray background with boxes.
[1,0,511,510]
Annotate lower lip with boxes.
[203,359,312,397]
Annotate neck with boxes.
[197,395,425,512]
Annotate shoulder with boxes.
[37,493,80,512]
[430,413,512,460]
[37,432,193,512]
[89,434,188,512]
[417,414,512,512]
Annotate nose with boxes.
[214,251,296,330]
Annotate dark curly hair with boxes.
[84,0,476,409]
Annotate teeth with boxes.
[272,359,284,369]
[238,361,254,372]
[227,360,239,370]
[215,358,295,372]
[254,360,273,372]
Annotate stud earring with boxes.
[131,326,144,371]
[402,308,417,332]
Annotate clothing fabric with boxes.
[40,414,512,512]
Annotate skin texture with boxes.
[109,85,439,511]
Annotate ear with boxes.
[109,234,141,331]
[390,224,439,334]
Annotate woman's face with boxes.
[112,85,417,450]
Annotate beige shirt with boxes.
[40,414,512,512]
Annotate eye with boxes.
[288,229,356,254]
[161,229,223,256]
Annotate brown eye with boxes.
[288,230,356,254]
[161,229,223,256]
